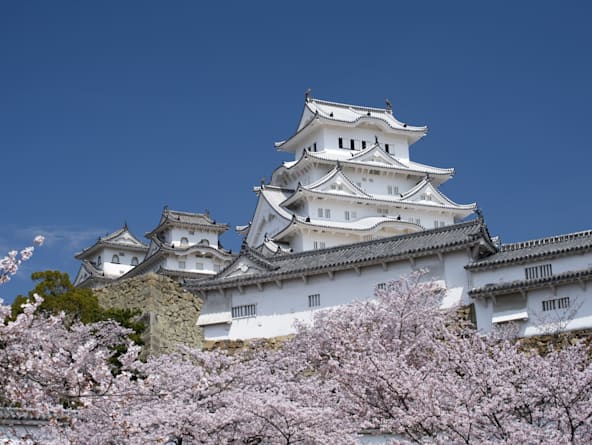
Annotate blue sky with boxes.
[2,1,591,302]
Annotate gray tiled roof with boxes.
[466,229,592,270]
[469,268,592,298]
[0,407,50,425]
[187,219,496,291]
[75,225,148,260]
[146,208,229,238]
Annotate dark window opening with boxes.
[385,144,390,153]
[362,140,366,149]
[350,139,355,150]
[338,137,343,148]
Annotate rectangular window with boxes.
[350,139,355,150]
[369,169,380,175]
[324,208,331,218]
[338,137,343,148]
[376,282,386,290]
[525,264,553,280]
[214,264,221,272]
[345,210,350,221]
[178,261,186,269]
[308,293,321,307]
[189,230,195,235]
[387,185,399,195]
[313,241,326,250]
[434,220,446,228]
[385,143,390,153]
[231,304,257,319]
[542,297,570,312]
[317,208,323,218]
[362,140,366,149]
[313,143,317,152]
[415,218,421,225]
[377,208,389,215]
[195,262,204,270]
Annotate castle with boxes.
[74,94,592,341]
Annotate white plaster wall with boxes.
[318,126,410,159]
[169,227,219,248]
[473,281,592,335]
[202,251,473,340]
[298,194,454,232]
[522,282,592,336]
[99,247,138,278]
[470,253,592,288]
[164,254,218,274]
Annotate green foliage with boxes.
[12,270,145,346]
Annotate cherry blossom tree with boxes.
[0,239,136,444]
[3,239,592,444]
[289,273,592,444]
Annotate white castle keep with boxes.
[74,94,592,341]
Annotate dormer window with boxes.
[180,237,189,246]
[199,239,210,246]
[112,255,120,264]
[385,143,390,153]
[131,257,139,266]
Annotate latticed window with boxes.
[308,293,320,307]
[542,297,570,312]
[232,304,257,319]
[525,264,553,280]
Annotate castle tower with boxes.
[239,96,476,254]
[73,224,148,287]
[124,208,235,280]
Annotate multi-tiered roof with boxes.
[240,95,476,253]
[123,207,234,280]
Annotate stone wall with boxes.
[94,273,203,357]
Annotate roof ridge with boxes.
[500,229,592,252]
[311,97,389,113]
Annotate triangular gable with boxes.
[108,229,147,247]
[217,248,278,279]
[305,167,370,197]
[402,178,474,209]
[349,144,409,168]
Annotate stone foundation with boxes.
[94,273,203,357]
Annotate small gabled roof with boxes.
[466,229,592,270]
[146,208,229,239]
[280,167,370,208]
[401,177,476,212]
[187,219,497,292]
[255,236,293,257]
[215,243,280,279]
[75,225,148,260]
[275,97,427,152]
